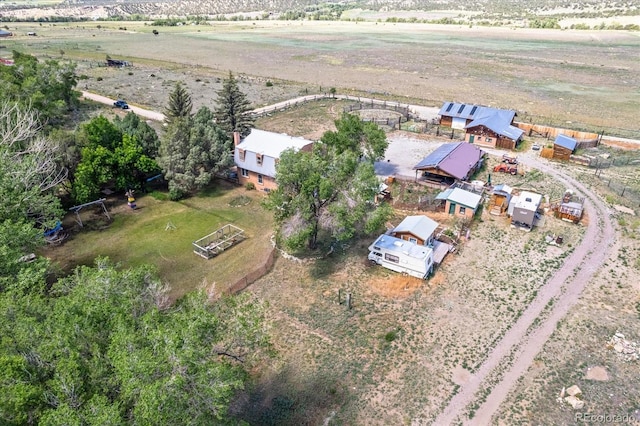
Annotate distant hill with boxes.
[2,0,638,25]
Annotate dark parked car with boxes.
[113,100,129,109]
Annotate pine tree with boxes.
[164,82,192,124]
[214,71,254,137]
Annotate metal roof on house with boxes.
[515,191,542,212]
[446,187,482,209]
[392,215,439,242]
[554,134,577,151]
[0,29,12,36]
[438,102,486,120]
[369,235,433,260]
[236,129,312,159]
[465,110,524,141]
[413,142,484,180]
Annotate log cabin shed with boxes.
[413,142,485,184]
[438,102,524,150]
[552,134,577,161]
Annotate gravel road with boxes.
[433,153,615,425]
[81,91,166,122]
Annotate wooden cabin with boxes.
[552,134,577,161]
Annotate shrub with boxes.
[96,76,103,81]
[265,81,273,87]
[245,182,255,190]
[128,72,133,76]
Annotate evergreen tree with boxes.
[114,112,160,158]
[158,107,233,200]
[214,71,254,137]
[164,82,192,124]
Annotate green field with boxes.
[45,183,274,301]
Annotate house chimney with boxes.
[233,131,241,146]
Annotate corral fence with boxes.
[343,101,411,118]
[224,247,276,295]
[592,170,640,207]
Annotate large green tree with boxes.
[72,116,158,203]
[0,51,79,125]
[114,112,161,158]
[159,107,233,200]
[265,114,391,250]
[164,82,192,124]
[0,259,268,425]
[214,71,254,137]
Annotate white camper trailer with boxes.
[368,235,434,279]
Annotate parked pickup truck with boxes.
[502,154,518,164]
[113,99,129,109]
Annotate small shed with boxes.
[553,191,584,224]
[510,191,542,231]
[489,183,513,216]
[437,187,482,219]
[0,29,13,37]
[390,215,439,246]
[553,134,577,161]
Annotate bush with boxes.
[169,187,185,200]
[265,81,273,87]
[128,72,133,76]
[96,76,103,81]
[245,182,255,191]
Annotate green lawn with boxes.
[44,183,274,301]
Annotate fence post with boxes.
[621,187,626,197]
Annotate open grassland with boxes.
[43,182,273,301]
[2,21,639,135]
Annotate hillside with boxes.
[1,0,639,25]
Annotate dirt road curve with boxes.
[434,156,615,425]
[81,91,166,122]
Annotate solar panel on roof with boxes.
[470,106,478,115]
[445,103,454,112]
[457,104,465,114]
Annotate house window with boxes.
[486,138,492,143]
[459,206,467,215]
[241,168,249,177]
[256,153,263,166]
[409,237,418,244]
[384,253,400,263]
[238,149,245,162]
[257,174,263,185]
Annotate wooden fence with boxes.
[224,247,276,295]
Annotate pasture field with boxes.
[1,20,639,136]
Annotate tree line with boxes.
[0,51,266,424]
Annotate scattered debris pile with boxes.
[557,385,584,410]
[607,332,639,362]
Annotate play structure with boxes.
[193,224,246,259]
[69,198,110,227]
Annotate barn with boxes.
[552,134,577,161]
